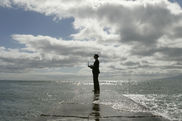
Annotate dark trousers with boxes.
[93,73,100,93]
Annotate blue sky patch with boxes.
[0,7,76,48]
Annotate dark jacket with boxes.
[92,59,100,74]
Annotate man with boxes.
[88,54,100,93]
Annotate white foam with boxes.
[124,94,182,120]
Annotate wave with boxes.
[124,94,182,120]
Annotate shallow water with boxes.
[0,79,181,121]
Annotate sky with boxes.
[0,0,182,81]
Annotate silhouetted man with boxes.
[88,54,100,94]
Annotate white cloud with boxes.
[0,34,129,74]
[0,0,11,7]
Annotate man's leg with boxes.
[94,73,100,93]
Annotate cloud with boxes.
[0,0,182,79]
[0,0,11,7]
[11,34,128,59]
[0,34,129,74]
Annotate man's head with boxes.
[94,54,99,59]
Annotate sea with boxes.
[0,78,182,121]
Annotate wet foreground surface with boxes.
[36,91,169,121]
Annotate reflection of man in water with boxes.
[88,54,100,94]
[91,94,100,121]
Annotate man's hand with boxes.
[88,65,93,69]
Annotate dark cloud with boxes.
[95,3,181,46]
[123,61,140,66]
[169,26,182,39]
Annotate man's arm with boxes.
[88,65,93,69]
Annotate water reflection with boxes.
[90,93,100,121]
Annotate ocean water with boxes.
[0,79,182,121]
